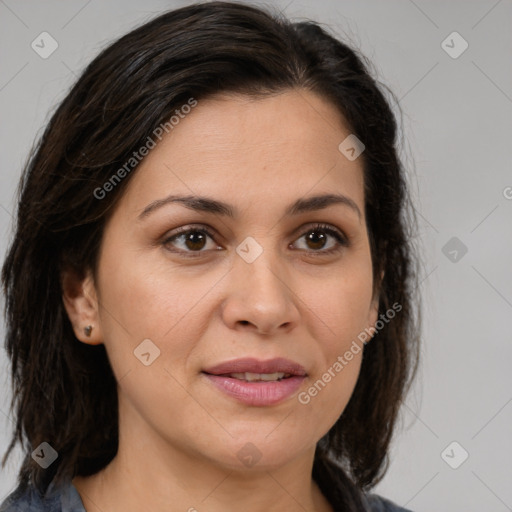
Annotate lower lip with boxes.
[203,373,306,406]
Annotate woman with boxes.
[0,2,421,511]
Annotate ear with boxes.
[61,267,103,345]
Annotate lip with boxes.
[202,357,307,406]
[203,357,306,376]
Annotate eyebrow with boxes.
[137,192,362,221]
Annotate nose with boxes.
[221,246,300,336]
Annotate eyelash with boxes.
[161,223,349,258]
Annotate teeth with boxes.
[258,372,285,381]
[228,372,288,381]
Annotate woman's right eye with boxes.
[162,226,219,256]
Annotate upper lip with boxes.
[203,357,307,376]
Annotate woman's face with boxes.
[82,89,378,470]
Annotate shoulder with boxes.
[363,493,414,512]
[0,479,84,512]
[0,482,57,512]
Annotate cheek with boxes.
[296,349,363,441]
[94,240,223,379]
[302,260,374,355]
[94,244,218,438]
[291,260,373,433]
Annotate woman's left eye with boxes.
[291,223,349,254]
[162,223,348,257]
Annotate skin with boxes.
[63,88,380,512]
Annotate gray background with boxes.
[1,1,511,510]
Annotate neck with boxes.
[73,447,332,512]
[72,396,333,512]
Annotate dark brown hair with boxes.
[1,2,421,509]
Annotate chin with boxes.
[196,429,316,472]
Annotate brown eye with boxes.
[181,231,208,251]
[304,230,328,250]
[163,226,218,255]
[292,223,348,254]
[162,223,348,258]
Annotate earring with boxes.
[83,325,93,337]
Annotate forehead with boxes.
[117,89,365,219]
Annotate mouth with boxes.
[220,372,292,382]
[203,357,307,377]
[202,358,307,406]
